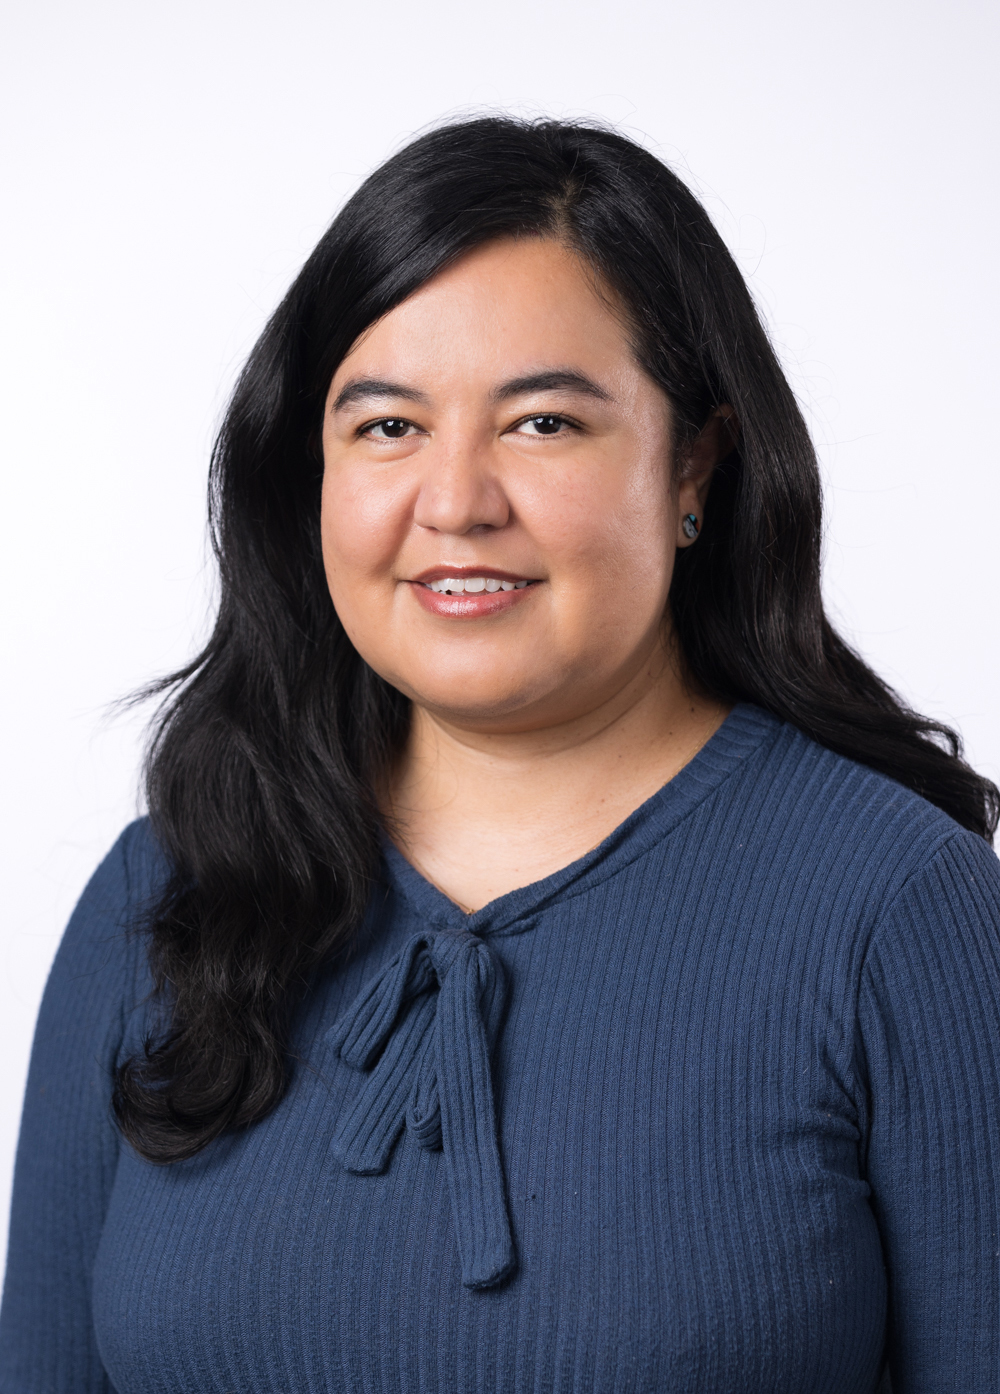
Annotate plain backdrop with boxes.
[2,0,998,1267]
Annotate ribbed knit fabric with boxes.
[3,704,1000,1392]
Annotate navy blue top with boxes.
[3,705,1000,1392]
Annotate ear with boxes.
[675,405,738,549]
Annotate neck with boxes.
[384,640,729,913]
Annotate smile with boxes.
[424,577,531,594]
[408,570,538,618]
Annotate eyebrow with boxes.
[491,370,612,404]
[331,378,432,412]
[332,368,613,414]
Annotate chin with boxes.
[391,669,557,730]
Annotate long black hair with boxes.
[114,115,999,1163]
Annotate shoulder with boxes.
[731,707,987,908]
[46,817,169,1019]
[865,826,1000,982]
[856,828,1000,1087]
[61,815,169,943]
[705,702,993,942]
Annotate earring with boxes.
[682,513,700,540]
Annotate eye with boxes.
[512,414,573,437]
[362,418,419,440]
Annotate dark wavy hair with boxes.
[114,115,999,1163]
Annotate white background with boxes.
[2,0,997,1267]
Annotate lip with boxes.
[409,566,537,585]
[405,565,541,619]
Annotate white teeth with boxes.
[425,576,532,594]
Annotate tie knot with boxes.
[327,927,515,1289]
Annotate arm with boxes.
[0,823,154,1392]
[860,830,1000,1390]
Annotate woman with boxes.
[2,116,998,1392]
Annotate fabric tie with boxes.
[327,929,515,1289]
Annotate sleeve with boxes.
[0,823,153,1393]
[859,829,1000,1392]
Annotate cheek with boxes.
[320,466,410,609]
[319,468,412,641]
[519,449,674,591]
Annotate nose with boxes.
[412,434,510,536]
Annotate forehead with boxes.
[328,237,639,393]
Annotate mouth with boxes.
[407,567,540,617]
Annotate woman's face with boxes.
[321,237,709,734]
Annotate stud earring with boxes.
[682,513,700,540]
